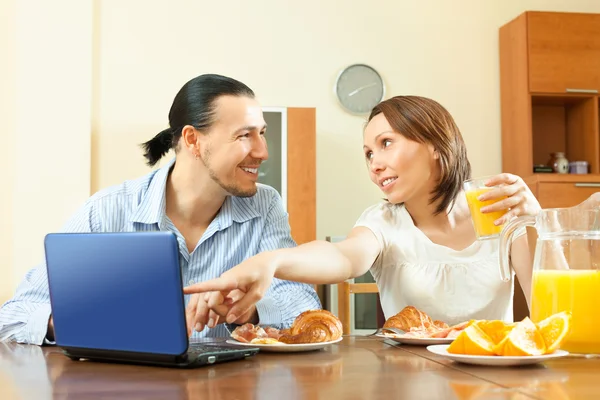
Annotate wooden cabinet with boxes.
[526,175,600,208]
[260,107,316,245]
[500,11,600,204]
[530,95,599,173]
[500,11,600,321]
[527,12,600,94]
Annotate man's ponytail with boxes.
[141,128,174,167]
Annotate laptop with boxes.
[44,231,259,368]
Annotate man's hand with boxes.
[185,290,259,336]
[207,290,258,325]
[47,315,55,341]
[184,252,277,324]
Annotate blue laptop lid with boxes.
[44,231,188,356]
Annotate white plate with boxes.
[376,333,454,346]
[426,344,569,366]
[225,337,343,353]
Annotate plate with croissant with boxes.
[226,310,344,353]
[376,306,470,345]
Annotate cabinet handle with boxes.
[575,183,600,188]
[566,88,599,94]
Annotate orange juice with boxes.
[531,269,600,354]
[465,188,507,239]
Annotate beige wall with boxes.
[0,1,16,304]
[1,0,93,303]
[3,0,600,299]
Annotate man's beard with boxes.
[201,146,257,197]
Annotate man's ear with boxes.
[181,125,204,157]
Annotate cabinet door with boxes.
[537,182,600,208]
[528,12,600,93]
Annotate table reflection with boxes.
[0,341,346,400]
[2,337,559,400]
[434,362,571,400]
[0,342,54,399]
[186,350,343,400]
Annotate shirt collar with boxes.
[215,195,262,230]
[130,158,175,228]
[130,157,262,229]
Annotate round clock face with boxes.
[335,64,385,115]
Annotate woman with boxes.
[184,95,541,328]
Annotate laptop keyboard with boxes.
[187,343,239,356]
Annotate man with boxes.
[0,74,321,345]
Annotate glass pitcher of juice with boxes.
[500,205,600,356]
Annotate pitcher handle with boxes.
[498,215,536,282]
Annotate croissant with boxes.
[433,320,449,329]
[383,306,435,331]
[278,310,343,344]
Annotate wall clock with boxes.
[334,64,385,115]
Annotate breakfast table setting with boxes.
[2,188,600,399]
[1,330,599,400]
[1,303,599,400]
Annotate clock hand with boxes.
[348,82,377,97]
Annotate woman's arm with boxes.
[273,227,381,284]
[183,227,381,324]
[509,233,533,310]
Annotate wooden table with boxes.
[0,336,598,399]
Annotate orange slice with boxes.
[447,324,495,356]
[474,320,516,345]
[493,317,546,356]
[536,311,572,354]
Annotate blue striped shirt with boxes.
[0,158,321,345]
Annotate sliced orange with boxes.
[493,317,546,356]
[535,311,572,353]
[474,320,516,345]
[447,324,495,356]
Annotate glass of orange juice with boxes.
[463,176,508,240]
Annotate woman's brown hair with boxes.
[367,95,472,215]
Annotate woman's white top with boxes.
[354,202,517,325]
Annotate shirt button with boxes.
[188,279,195,285]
